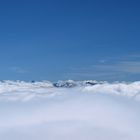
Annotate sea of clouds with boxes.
[0,80,140,140]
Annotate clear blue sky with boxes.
[0,0,140,81]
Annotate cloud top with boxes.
[0,80,140,140]
[0,80,140,101]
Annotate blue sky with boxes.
[0,0,140,81]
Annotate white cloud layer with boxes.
[0,80,140,140]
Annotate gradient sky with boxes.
[0,0,140,81]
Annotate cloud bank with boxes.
[0,80,140,140]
